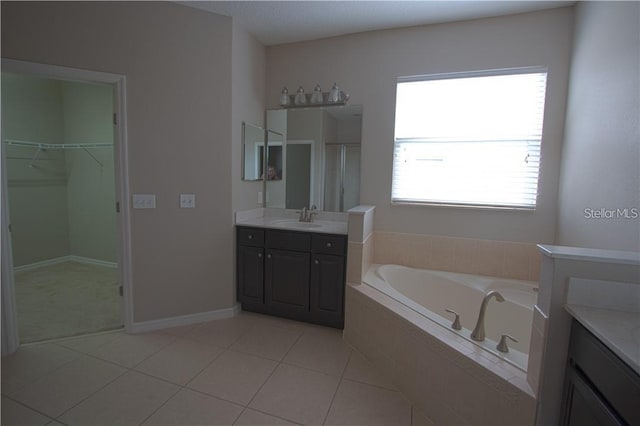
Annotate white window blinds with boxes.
[392,69,547,209]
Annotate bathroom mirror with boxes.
[242,122,265,181]
[265,105,362,212]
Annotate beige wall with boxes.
[556,2,640,252]
[267,7,574,243]
[63,81,117,262]
[231,22,267,212]
[2,1,235,322]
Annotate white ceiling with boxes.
[180,1,572,46]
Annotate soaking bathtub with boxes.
[363,264,538,371]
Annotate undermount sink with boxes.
[272,220,323,229]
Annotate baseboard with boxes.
[129,304,241,334]
[13,255,117,272]
[68,255,117,269]
[13,256,70,272]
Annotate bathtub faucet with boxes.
[470,290,505,342]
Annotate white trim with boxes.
[0,58,134,342]
[13,255,118,273]
[13,256,68,272]
[69,256,118,269]
[1,132,20,354]
[4,140,112,149]
[129,304,241,334]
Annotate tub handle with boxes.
[444,309,462,330]
[497,334,518,353]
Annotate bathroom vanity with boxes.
[561,316,640,425]
[236,221,347,329]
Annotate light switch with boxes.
[180,193,195,208]
[133,194,156,209]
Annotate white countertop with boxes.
[565,304,640,375]
[235,208,348,235]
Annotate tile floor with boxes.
[2,311,431,426]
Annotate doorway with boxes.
[1,60,132,352]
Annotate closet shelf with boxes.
[3,139,112,149]
[4,139,112,168]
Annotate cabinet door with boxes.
[310,254,345,328]
[265,249,310,318]
[562,366,623,426]
[237,245,265,310]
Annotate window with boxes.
[392,68,547,209]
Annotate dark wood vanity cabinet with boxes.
[561,319,640,426]
[236,226,346,328]
[236,228,266,313]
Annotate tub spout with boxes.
[470,291,505,342]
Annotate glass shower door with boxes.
[323,144,360,212]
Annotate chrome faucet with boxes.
[470,290,505,342]
[297,206,318,223]
[298,206,307,222]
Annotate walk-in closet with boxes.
[2,73,121,343]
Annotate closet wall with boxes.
[62,82,116,263]
[2,74,115,267]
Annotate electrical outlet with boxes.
[132,194,156,209]
[180,194,195,208]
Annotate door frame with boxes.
[1,58,134,352]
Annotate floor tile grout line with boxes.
[22,334,188,423]
[2,346,84,397]
[179,344,229,389]
[2,394,59,424]
[239,329,305,419]
[233,407,304,426]
[51,364,128,422]
[340,376,401,392]
[7,314,352,426]
[141,319,295,426]
[136,322,259,425]
[321,349,353,426]
[136,380,183,426]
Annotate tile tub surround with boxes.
[372,231,541,282]
[346,205,376,284]
[344,282,536,426]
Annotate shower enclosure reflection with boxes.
[265,105,362,212]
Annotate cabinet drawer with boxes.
[312,234,346,255]
[569,320,640,425]
[266,229,311,252]
[237,227,264,247]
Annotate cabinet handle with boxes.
[326,242,332,248]
[257,253,262,258]
[314,259,319,265]
[267,253,271,259]
[248,234,253,240]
